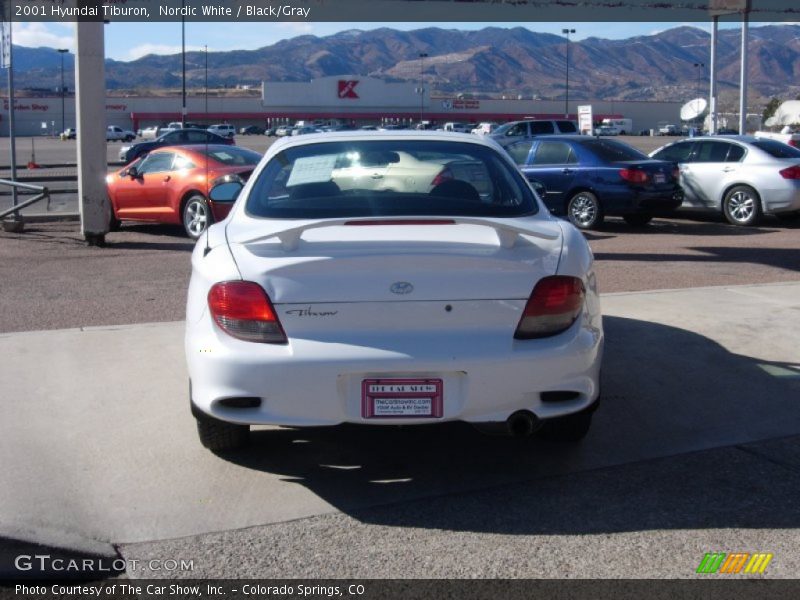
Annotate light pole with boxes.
[419,52,428,126]
[57,49,68,135]
[562,28,575,118]
[693,62,705,132]
[204,44,208,121]
[693,62,705,100]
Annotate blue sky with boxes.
[12,21,770,62]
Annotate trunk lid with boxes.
[227,218,563,305]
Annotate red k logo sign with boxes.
[338,80,359,99]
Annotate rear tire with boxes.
[567,191,604,230]
[182,194,212,240]
[196,415,249,452]
[722,185,762,226]
[108,201,121,232]
[623,214,653,227]
[537,410,593,442]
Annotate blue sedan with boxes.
[507,136,684,229]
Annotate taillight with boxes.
[208,281,287,344]
[431,167,454,187]
[779,165,800,179]
[514,276,585,339]
[789,140,798,148]
[619,168,649,184]
[672,165,680,180]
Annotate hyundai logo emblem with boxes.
[390,281,414,295]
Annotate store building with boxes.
[2,75,684,136]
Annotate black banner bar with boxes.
[3,579,800,600]
[3,0,800,23]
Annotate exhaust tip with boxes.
[506,410,538,438]
[217,396,262,409]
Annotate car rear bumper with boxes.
[760,184,800,214]
[186,312,603,427]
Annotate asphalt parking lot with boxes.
[1,133,800,583]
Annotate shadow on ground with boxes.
[215,315,800,535]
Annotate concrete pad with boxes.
[120,439,800,578]
[1,283,799,549]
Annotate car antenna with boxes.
[204,126,212,257]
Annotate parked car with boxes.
[106,125,136,142]
[139,126,161,140]
[471,122,499,135]
[274,125,293,137]
[118,128,234,163]
[649,135,800,226]
[107,145,261,239]
[490,119,580,148]
[754,130,800,148]
[658,124,680,136]
[207,124,236,139]
[60,128,77,140]
[443,122,472,133]
[507,136,684,229]
[240,125,266,136]
[292,125,323,136]
[185,131,603,452]
[593,126,618,136]
[377,124,406,131]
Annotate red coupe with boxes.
[107,145,260,239]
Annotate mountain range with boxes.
[7,25,800,106]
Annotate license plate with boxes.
[654,173,665,184]
[362,378,443,418]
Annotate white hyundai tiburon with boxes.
[186,131,603,451]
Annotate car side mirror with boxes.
[127,166,140,179]
[209,181,243,203]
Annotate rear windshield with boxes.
[583,139,648,161]
[556,120,578,133]
[751,139,800,159]
[246,140,538,219]
[203,147,261,166]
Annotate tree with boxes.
[762,97,782,123]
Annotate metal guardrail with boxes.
[0,179,50,220]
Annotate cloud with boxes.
[278,22,315,35]
[11,23,74,51]
[125,44,208,61]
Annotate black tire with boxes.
[196,415,250,452]
[623,214,653,227]
[567,191,604,230]
[537,410,593,442]
[722,185,762,226]
[182,194,212,240]
[108,202,121,232]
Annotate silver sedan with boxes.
[649,135,800,226]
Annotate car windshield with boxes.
[203,147,261,165]
[751,139,800,159]
[583,139,649,161]
[246,140,538,219]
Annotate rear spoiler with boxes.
[233,216,559,251]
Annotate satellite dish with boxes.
[680,98,708,121]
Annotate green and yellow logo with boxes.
[696,552,773,574]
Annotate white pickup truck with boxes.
[106,126,136,142]
[753,130,800,148]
